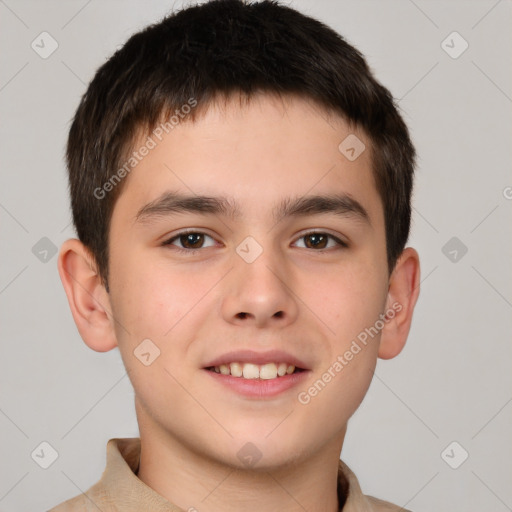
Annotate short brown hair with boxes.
[66,0,416,289]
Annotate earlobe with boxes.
[378,247,421,360]
[57,238,118,352]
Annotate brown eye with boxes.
[162,231,216,252]
[294,232,347,250]
[304,233,328,249]
[179,232,204,249]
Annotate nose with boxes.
[221,243,299,329]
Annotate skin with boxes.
[58,93,420,512]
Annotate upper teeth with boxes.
[211,362,296,379]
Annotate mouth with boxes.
[202,350,311,398]
[202,351,311,398]
[205,362,306,379]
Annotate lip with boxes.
[202,349,310,370]
[203,367,311,398]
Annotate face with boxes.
[107,93,390,469]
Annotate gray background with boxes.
[1,1,511,510]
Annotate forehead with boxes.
[112,93,382,228]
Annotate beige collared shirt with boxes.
[48,438,410,511]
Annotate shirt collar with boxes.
[91,437,379,511]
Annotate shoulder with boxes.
[365,494,413,512]
[47,437,135,512]
[47,482,117,512]
[47,493,92,511]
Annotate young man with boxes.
[52,0,420,510]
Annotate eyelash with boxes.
[161,229,348,255]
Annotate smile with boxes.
[206,362,303,379]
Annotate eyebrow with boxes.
[134,190,371,226]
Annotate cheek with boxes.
[110,262,205,406]
[111,256,206,339]
[310,261,387,341]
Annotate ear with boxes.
[378,247,420,360]
[57,238,118,352]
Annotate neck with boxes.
[136,408,347,512]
